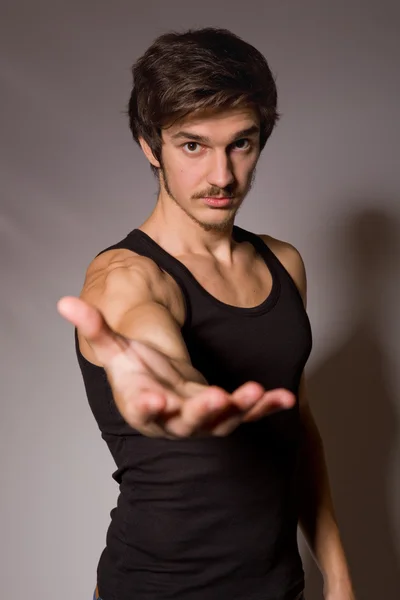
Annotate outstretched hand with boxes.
[57,297,295,438]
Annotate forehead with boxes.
[163,106,260,140]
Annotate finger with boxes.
[242,388,295,422]
[108,369,182,423]
[210,414,243,437]
[165,386,231,437]
[205,388,296,436]
[205,382,263,436]
[57,296,132,367]
[230,381,266,410]
[210,388,295,434]
[125,390,169,431]
[200,400,244,435]
[200,382,266,437]
[109,375,182,438]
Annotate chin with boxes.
[197,215,237,233]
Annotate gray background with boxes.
[1,1,399,599]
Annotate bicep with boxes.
[80,252,191,364]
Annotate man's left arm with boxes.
[297,373,355,599]
[262,236,356,599]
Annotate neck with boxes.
[138,197,238,261]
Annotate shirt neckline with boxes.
[132,225,281,316]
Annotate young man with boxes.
[58,28,355,600]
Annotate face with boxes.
[141,106,261,232]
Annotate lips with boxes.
[203,197,234,207]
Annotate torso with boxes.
[78,227,311,598]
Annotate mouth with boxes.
[202,197,235,208]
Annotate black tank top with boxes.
[75,225,312,600]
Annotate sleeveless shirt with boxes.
[75,225,313,600]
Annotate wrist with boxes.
[321,547,354,596]
[323,571,355,599]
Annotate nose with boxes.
[207,150,235,190]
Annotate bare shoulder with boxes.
[258,234,307,308]
[81,248,186,327]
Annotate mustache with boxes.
[190,168,257,200]
[192,189,236,199]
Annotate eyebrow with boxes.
[170,124,260,144]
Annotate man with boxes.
[58,28,355,600]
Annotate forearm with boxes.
[115,302,207,384]
[297,408,353,591]
[117,301,189,360]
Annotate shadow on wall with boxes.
[302,206,400,600]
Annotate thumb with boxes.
[57,296,129,366]
[57,296,104,338]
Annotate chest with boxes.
[175,243,273,309]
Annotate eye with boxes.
[232,138,251,150]
[183,142,202,154]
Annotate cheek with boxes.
[167,166,198,195]
[235,158,257,182]
[173,162,204,189]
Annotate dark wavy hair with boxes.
[128,27,280,176]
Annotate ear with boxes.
[138,136,161,168]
